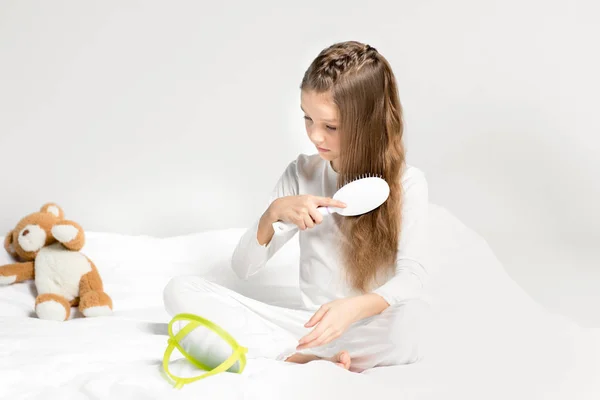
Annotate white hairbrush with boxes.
[272,174,390,235]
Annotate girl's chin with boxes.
[317,151,336,160]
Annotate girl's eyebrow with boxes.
[300,105,337,123]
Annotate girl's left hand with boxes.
[296,297,363,351]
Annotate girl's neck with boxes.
[330,159,340,173]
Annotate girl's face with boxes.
[301,90,341,169]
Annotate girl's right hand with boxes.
[266,195,347,231]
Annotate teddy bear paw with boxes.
[36,300,69,321]
[82,305,112,317]
[0,275,17,286]
[79,291,113,317]
[51,225,79,244]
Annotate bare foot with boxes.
[285,350,351,370]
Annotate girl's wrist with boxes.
[263,200,280,224]
[354,293,389,321]
[257,203,279,245]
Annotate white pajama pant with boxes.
[163,276,429,372]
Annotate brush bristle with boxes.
[339,172,384,188]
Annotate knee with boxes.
[387,338,422,366]
[386,300,431,365]
[163,276,211,316]
[164,275,190,301]
[163,276,185,316]
[164,275,212,297]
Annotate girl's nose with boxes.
[309,130,325,144]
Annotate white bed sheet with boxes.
[0,204,598,400]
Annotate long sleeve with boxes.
[230,159,300,280]
[372,168,429,306]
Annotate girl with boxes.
[163,40,430,372]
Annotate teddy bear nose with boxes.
[22,229,30,236]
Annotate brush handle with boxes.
[272,207,332,235]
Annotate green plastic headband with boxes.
[162,313,248,389]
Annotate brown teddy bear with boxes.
[0,203,113,321]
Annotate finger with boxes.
[305,306,328,328]
[297,327,332,350]
[308,206,323,225]
[298,323,327,347]
[314,330,338,348]
[291,212,307,229]
[294,217,306,230]
[313,196,347,209]
[303,214,315,229]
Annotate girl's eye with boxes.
[326,125,337,131]
[303,116,312,121]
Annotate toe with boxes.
[337,351,351,369]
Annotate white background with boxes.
[1,1,598,327]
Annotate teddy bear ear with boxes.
[4,230,17,258]
[40,203,64,219]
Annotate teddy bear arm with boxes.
[0,261,34,285]
[51,220,85,251]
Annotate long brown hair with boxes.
[301,41,406,292]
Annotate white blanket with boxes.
[1,204,598,400]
